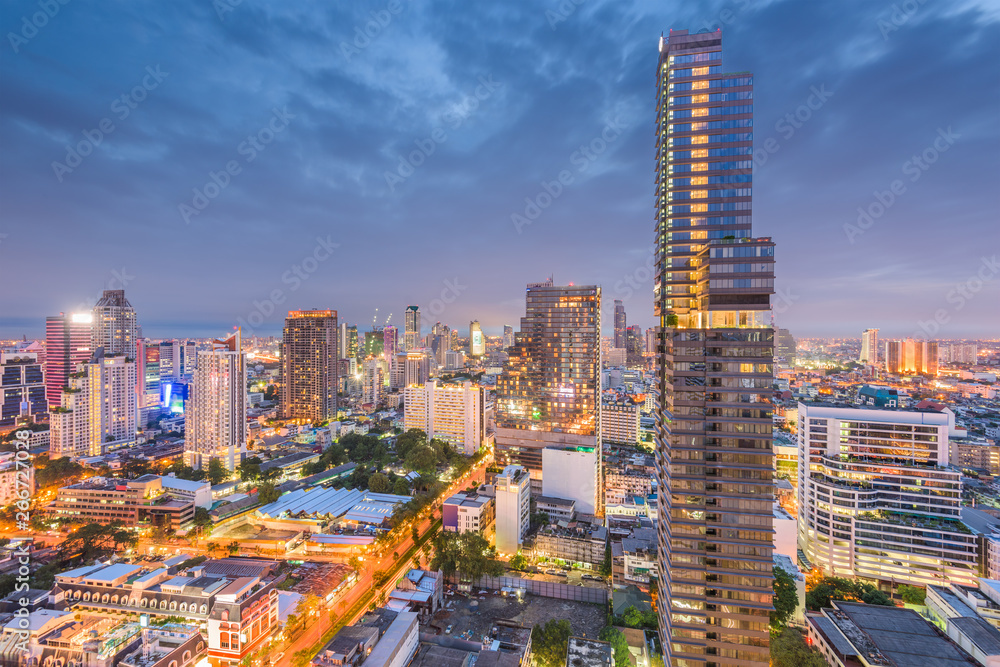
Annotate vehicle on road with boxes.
[445,625,453,634]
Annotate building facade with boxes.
[280,310,339,421]
[654,29,774,666]
[442,491,495,534]
[91,289,141,359]
[0,352,46,426]
[185,332,247,471]
[601,400,640,444]
[404,306,420,351]
[44,312,93,408]
[494,465,530,555]
[403,380,484,455]
[469,320,485,357]
[885,338,939,375]
[860,328,879,366]
[613,300,627,349]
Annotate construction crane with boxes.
[384,313,393,327]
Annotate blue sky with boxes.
[1,0,998,340]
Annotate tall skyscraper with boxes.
[50,350,137,459]
[860,328,879,366]
[775,327,797,368]
[135,339,162,425]
[280,310,339,421]
[186,331,247,471]
[645,327,657,357]
[884,338,938,375]
[346,325,359,360]
[362,357,384,407]
[613,299,627,349]
[625,324,644,363]
[654,29,774,666]
[404,305,421,351]
[383,325,399,362]
[502,325,515,350]
[0,352,46,426]
[338,322,348,359]
[44,312,92,408]
[495,279,602,512]
[91,289,141,358]
[469,320,485,356]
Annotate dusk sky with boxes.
[1,0,997,341]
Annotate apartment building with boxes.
[403,380,484,455]
[601,400,640,444]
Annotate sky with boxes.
[1,0,998,341]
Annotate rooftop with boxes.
[566,637,613,667]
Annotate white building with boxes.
[601,400,639,444]
[797,402,978,587]
[0,456,34,505]
[494,465,530,555]
[469,320,485,357]
[50,353,137,460]
[542,447,599,516]
[403,380,483,455]
[185,332,247,471]
[442,491,494,534]
[362,358,384,407]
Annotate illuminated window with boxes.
[691,190,707,199]
[693,94,709,104]
[693,81,709,90]
[693,67,709,76]
[691,204,708,212]
[693,162,708,171]
[692,149,708,158]
[690,177,707,185]
[692,108,709,117]
[692,135,708,144]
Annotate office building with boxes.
[601,399,640,444]
[654,29,774,666]
[950,440,1000,475]
[775,327,797,368]
[185,331,247,471]
[645,327,657,357]
[383,325,399,362]
[940,343,979,365]
[796,402,977,587]
[403,380,484,455]
[280,310,338,421]
[362,357,384,408]
[885,338,939,375]
[404,349,430,387]
[91,289,141,358]
[403,305,421,351]
[44,312,92,408]
[535,520,608,568]
[626,325,644,364]
[0,351,46,426]
[614,299,627,349]
[364,329,385,359]
[346,324,359,360]
[494,465,530,555]
[135,339,161,425]
[442,491,495,534]
[495,279,601,510]
[50,351,137,459]
[860,328,879,366]
[157,340,197,382]
[339,321,349,359]
[502,324,514,350]
[469,320,485,356]
[541,447,599,515]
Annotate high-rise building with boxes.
[346,325,359,360]
[50,351,137,459]
[502,325,515,350]
[613,300,627,349]
[495,279,601,511]
[404,349,431,387]
[186,331,247,471]
[654,29,774,666]
[44,312,92,408]
[431,323,451,367]
[645,327,657,357]
[775,327,797,368]
[364,329,384,359]
[939,343,978,365]
[404,306,421,351]
[0,352,46,426]
[338,322,348,359]
[91,289,141,358]
[494,464,531,555]
[625,325,644,364]
[469,320,485,356]
[885,339,938,375]
[279,310,338,421]
[860,328,879,366]
[404,380,484,455]
[135,339,162,425]
[383,325,399,362]
[362,357,384,407]
[796,402,977,587]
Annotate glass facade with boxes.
[280,310,339,421]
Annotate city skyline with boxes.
[1,1,998,340]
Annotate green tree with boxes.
[806,576,894,611]
[206,542,219,556]
[193,507,213,531]
[430,531,504,582]
[600,542,612,577]
[207,459,228,486]
[395,429,427,459]
[348,556,362,573]
[771,566,799,631]
[898,584,926,605]
[238,457,262,482]
[393,477,410,495]
[531,619,571,667]
[770,627,827,667]
[257,481,281,505]
[369,472,391,493]
[405,444,438,475]
[61,521,137,560]
[598,626,631,667]
[509,552,528,571]
[226,540,240,556]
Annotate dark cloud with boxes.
[0,0,996,340]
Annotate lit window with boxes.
[693,95,709,104]
[693,67,709,76]
[693,162,708,171]
[693,81,709,90]
[692,149,708,158]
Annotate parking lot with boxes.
[430,591,607,644]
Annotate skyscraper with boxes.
[91,289,141,358]
[135,339,162,425]
[775,327,797,368]
[50,350,137,459]
[383,325,399,362]
[884,338,938,375]
[654,29,774,666]
[346,325,359,360]
[625,324,644,363]
[502,325,515,350]
[495,279,601,512]
[0,352,46,426]
[404,305,421,351]
[613,299,627,349]
[44,312,92,408]
[469,320,485,356]
[860,328,879,366]
[280,310,338,421]
[186,331,247,471]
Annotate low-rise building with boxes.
[565,637,612,667]
[535,496,575,523]
[534,521,608,568]
[495,465,531,555]
[51,475,196,530]
[443,492,495,534]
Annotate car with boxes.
[445,625,453,634]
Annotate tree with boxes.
[616,606,658,630]
[806,575,895,611]
[369,472,391,494]
[509,552,528,571]
[226,541,240,556]
[430,531,504,582]
[395,429,427,459]
[770,627,827,667]
[61,521,137,560]
[257,481,281,505]
[238,457,262,482]
[771,566,799,631]
[348,556,362,573]
[206,542,219,556]
[405,444,438,475]
[599,542,612,578]
[193,507,213,532]
[411,526,420,544]
[207,459,228,486]
[599,627,631,667]
[393,478,410,496]
[531,619,571,667]
[898,584,926,605]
